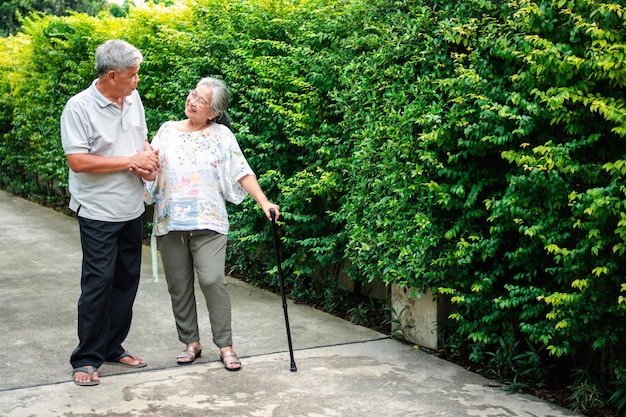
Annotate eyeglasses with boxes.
[188,90,209,107]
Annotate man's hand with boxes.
[130,149,159,172]
[129,149,159,180]
[129,163,156,181]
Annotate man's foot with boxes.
[73,366,99,386]
[219,347,241,371]
[111,351,147,368]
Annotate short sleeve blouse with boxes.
[146,121,254,236]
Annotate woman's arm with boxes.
[238,174,280,220]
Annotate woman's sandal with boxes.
[177,345,202,365]
[220,350,242,371]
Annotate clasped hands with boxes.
[129,149,159,181]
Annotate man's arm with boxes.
[66,147,158,174]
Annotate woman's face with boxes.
[185,84,218,123]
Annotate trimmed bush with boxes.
[0,0,624,413]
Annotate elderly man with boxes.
[60,39,158,386]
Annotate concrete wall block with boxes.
[390,285,439,350]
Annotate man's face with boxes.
[113,65,140,97]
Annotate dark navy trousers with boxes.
[70,215,143,369]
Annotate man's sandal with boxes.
[110,351,147,368]
[73,366,99,386]
[177,346,202,365]
[220,350,242,371]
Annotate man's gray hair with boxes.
[95,40,143,75]
[197,77,230,117]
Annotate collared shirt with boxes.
[61,79,148,221]
[145,121,254,236]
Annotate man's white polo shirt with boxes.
[61,79,148,222]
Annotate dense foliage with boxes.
[0,0,106,36]
[0,0,625,414]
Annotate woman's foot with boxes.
[219,346,241,371]
[177,343,202,365]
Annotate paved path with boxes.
[0,190,581,416]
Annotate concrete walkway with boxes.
[0,189,581,416]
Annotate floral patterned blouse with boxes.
[145,121,254,236]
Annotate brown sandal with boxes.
[177,345,202,365]
[220,350,242,371]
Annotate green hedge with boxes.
[1,0,625,413]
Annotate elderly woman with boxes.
[141,77,279,371]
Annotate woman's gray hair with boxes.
[197,77,230,117]
[95,40,143,75]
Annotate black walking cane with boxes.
[269,208,297,372]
